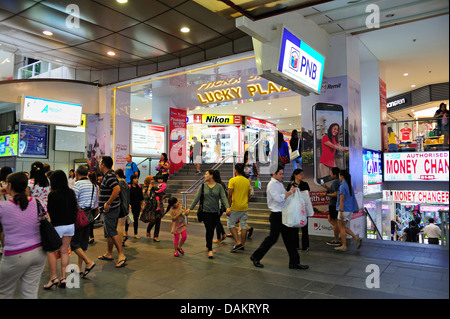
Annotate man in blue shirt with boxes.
[125,154,139,184]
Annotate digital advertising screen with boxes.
[0,134,18,157]
[18,122,49,158]
[130,120,166,157]
[22,96,82,127]
[383,151,449,182]
[363,149,383,195]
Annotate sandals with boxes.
[58,278,66,288]
[43,277,59,290]
[115,257,127,268]
[82,263,96,278]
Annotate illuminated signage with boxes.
[276,28,325,94]
[130,121,165,157]
[383,151,449,181]
[363,149,383,195]
[0,134,18,157]
[246,117,277,131]
[196,80,289,104]
[22,96,82,126]
[193,114,242,125]
[383,190,449,204]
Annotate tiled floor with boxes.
[4,220,448,301]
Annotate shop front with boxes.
[244,116,277,163]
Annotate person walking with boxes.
[212,170,228,243]
[72,165,97,278]
[227,163,251,252]
[320,167,341,246]
[97,156,127,268]
[125,173,144,239]
[286,169,311,251]
[115,169,130,247]
[192,136,202,174]
[45,170,77,288]
[27,161,51,210]
[334,170,362,252]
[289,129,302,169]
[250,165,308,270]
[422,218,441,245]
[187,170,230,258]
[168,197,189,257]
[125,154,139,184]
[0,172,47,298]
[87,172,100,243]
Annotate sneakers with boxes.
[356,238,362,249]
[326,240,341,246]
[177,247,184,255]
[174,251,179,257]
[230,244,244,252]
[334,246,347,252]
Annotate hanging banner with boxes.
[169,108,187,174]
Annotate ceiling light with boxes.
[284,108,288,111]
[43,30,53,36]
[403,73,409,76]
[386,14,395,18]
[180,27,190,33]
[411,84,416,88]
[116,0,128,3]
[107,51,116,56]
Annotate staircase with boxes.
[161,161,296,230]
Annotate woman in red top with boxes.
[320,123,347,178]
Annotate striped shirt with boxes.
[73,178,98,209]
[99,170,120,209]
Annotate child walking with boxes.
[167,197,189,257]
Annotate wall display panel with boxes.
[18,123,48,158]
[0,134,18,157]
[130,120,166,157]
[54,125,86,153]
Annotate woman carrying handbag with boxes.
[0,172,48,299]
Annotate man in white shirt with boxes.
[250,165,309,270]
[422,218,441,245]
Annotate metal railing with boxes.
[180,137,263,208]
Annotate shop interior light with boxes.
[116,0,128,3]
[43,30,53,36]
[180,27,190,33]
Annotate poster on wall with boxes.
[363,149,383,195]
[169,108,187,174]
[18,122,48,158]
[300,75,364,237]
[130,120,166,157]
[87,114,108,174]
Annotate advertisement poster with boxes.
[18,122,48,158]
[130,121,165,157]
[169,108,187,174]
[87,114,108,174]
[300,75,364,237]
[0,134,18,157]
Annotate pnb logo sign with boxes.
[277,28,325,94]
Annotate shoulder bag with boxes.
[36,199,62,252]
[197,184,206,222]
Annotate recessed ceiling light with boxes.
[107,51,116,56]
[43,30,53,36]
[386,14,395,18]
[180,27,190,33]
[403,73,409,76]
[411,84,416,88]
[116,0,128,3]
[284,108,288,111]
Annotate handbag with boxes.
[36,199,62,252]
[75,205,90,229]
[197,184,206,222]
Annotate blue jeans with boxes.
[292,157,302,169]
[388,143,398,152]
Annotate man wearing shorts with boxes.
[97,156,127,268]
[227,163,251,252]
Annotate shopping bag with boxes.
[300,190,315,217]
[282,189,307,228]
[290,150,300,160]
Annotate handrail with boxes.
[364,208,383,240]
[180,137,264,208]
